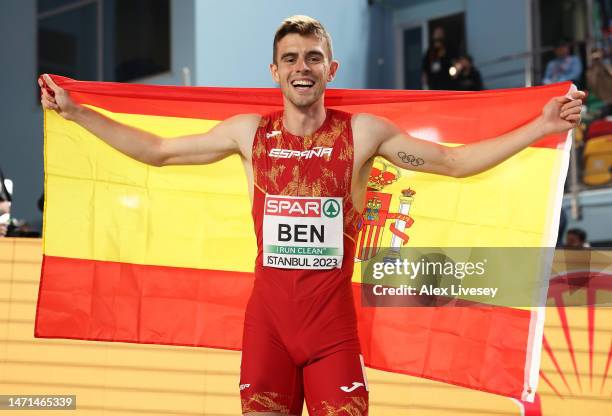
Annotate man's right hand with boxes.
[36,74,258,168]
[39,74,80,120]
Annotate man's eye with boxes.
[309,57,321,63]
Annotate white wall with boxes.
[194,0,370,88]
[465,0,529,89]
[563,190,612,244]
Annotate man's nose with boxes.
[295,57,310,72]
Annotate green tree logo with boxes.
[323,199,340,218]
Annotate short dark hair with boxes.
[273,15,333,64]
[567,228,587,242]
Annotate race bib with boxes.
[263,195,344,269]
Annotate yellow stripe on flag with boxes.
[379,146,563,247]
[44,107,257,272]
[45,107,563,275]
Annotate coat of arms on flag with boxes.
[356,160,416,261]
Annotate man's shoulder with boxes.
[351,112,401,146]
[213,113,262,148]
[225,113,262,127]
[350,112,389,131]
[221,113,262,133]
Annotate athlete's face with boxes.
[270,34,338,109]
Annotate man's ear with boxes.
[328,60,340,82]
[270,63,280,84]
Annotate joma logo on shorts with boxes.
[269,147,333,159]
[340,382,365,392]
[265,197,321,217]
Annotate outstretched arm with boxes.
[39,74,258,167]
[368,90,585,177]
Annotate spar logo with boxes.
[323,199,340,218]
[265,197,321,217]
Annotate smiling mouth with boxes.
[291,79,315,92]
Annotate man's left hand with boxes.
[539,90,586,135]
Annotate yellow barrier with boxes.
[1,238,610,415]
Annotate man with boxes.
[586,48,612,116]
[40,15,584,416]
[543,39,583,86]
[451,55,484,91]
[565,228,590,248]
[421,26,455,90]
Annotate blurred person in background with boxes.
[0,167,12,237]
[543,39,583,86]
[586,48,612,116]
[450,55,484,91]
[422,26,455,90]
[0,167,40,238]
[565,228,590,248]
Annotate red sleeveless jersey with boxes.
[241,109,368,415]
[251,108,361,289]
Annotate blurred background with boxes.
[0,0,611,246]
[0,1,611,415]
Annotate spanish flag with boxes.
[35,75,572,401]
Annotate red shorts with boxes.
[239,274,368,415]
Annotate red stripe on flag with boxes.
[35,255,254,350]
[352,284,532,399]
[36,255,534,398]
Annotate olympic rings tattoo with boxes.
[397,152,425,167]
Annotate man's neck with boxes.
[282,100,327,137]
